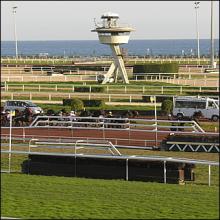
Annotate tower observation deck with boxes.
[92,12,134,84]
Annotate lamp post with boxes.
[12,6,18,59]
[210,1,215,68]
[194,1,200,64]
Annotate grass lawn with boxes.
[1,173,219,219]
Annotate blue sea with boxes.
[1,39,219,57]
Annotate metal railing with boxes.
[1,138,219,186]
[2,92,219,103]
[28,116,205,133]
[166,141,219,152]
[1,74,218,87]
[2,83,219,94]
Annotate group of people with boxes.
[1,107,34,127]
[43,109,139,129]
[1,107,139,128]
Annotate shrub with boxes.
[47,109,55,116]
[161,99,173,115]
[165,134,219,143]
[91,87,105,93]
[75,65,104,71]
[74,86,105,93]
[63,99,72,106]
[63,98,84,111]
[71,99,84,111]
[74,87,90,92]
[133,63,179,73]
[82,100,105,108]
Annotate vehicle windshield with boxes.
[214,100,219,108]
[208,99,219,109]
[25,101,37,107]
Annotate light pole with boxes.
[12,6,18,59]
[194,1,200,64]
[210,0,215,68]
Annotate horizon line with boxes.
[2,38,219,42]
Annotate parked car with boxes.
[3,100,43,115]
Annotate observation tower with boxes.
[92,12,134,84]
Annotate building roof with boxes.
[101,12,119,19]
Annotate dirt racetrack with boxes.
[1,127,169,147]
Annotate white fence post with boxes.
[164,161,167,184]
[126,159,129,181]
[208,165,211,187]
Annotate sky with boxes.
[1,1,219,41]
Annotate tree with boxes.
[161,99,173,116]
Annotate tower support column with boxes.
[102,45,129,84]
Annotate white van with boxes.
[172,97,219,121]
[3,100,43,115]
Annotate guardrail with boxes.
[29,116,205,133]
[1,68,219,78]
[1,116,211,150]
[29,139,122,156]
[1,74,219,87]
[2,83,219,94]
[1,57,219,64]
[1,91,219,103]
[1,140,219,186]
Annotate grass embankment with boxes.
[1,173,219,219]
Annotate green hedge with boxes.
[63,99,105,108]
[161,99,173,115]
[165,134,219,143]
[74,86,105,93]
[63,98,84,111]
[82,100,105,108]
[133,63,179,74]
[75,66,105,71]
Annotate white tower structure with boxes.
[92,12,134,84]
